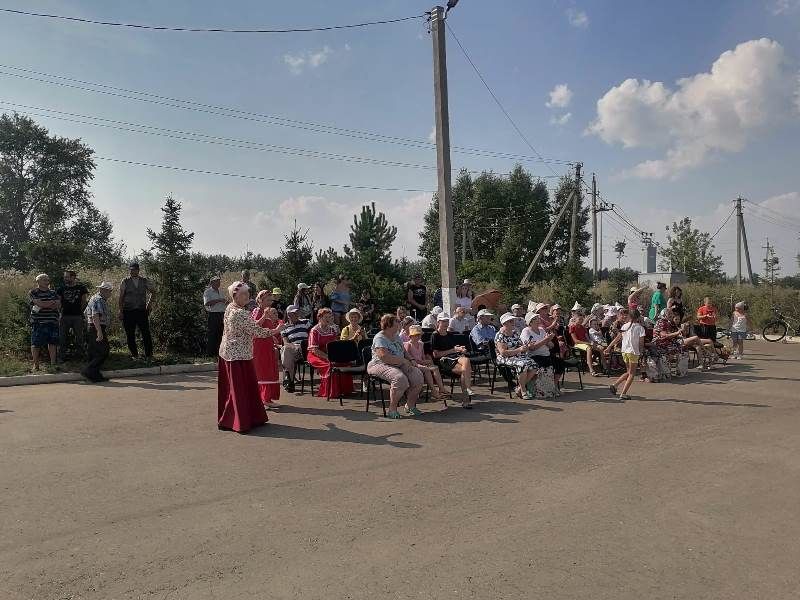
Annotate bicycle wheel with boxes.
[762,321,787,342]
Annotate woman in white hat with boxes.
[293,282,312,319]
[340,308,366,342]
[218,281,286,433]
[495,312,539,400]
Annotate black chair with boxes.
[296,339,314,395]
[467,336,493,381]
[362,346,388,416]
[421,328,435,343]
[325,340,366,406]
[560,332,584,391]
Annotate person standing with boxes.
[118,262,156,359]
[667,286,685,321]
[605,309,645,401]
[310,282,329,324]
[82,282,114,382]
[270,287,286,319]
[729,302,749,359]
[56,269,88,362]
[240,270,257,309]
[293,282,313,319]
[252,290,285,408]
[648,282,667,321]
[329,275,352,328]
[203,275,227,356]
[217,281,278,433]
[29,273,61,371]
[406,274,428,322]
[280,305,311,392]
[695,296,718,342]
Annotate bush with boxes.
[0,292,31,353]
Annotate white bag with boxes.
[657,356,671,380]
[676,353,689,377]
[532,367,558,398]
[646,357,661,382]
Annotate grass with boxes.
[0,349,211,378]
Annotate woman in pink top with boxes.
[404,325,449,406]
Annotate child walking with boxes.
[730,302,749,359]
[605,308,645,401]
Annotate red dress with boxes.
[307,326,354,399]
[251,308,280,406]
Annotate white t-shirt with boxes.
[520,326,551,356]
[421,314,437,329]
[448,316,470,333]
[731,313,748,332]
[456,296,472,309]
[203,287,227,313]
[621,322,645,355]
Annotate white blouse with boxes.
[219,304,275,362]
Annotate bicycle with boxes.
[716,328,755,341]
[762,307,799,342]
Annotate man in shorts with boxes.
[29,273,61,371]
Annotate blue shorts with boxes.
[729,331,747,342]
[31,322,59,347]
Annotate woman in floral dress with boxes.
[494,312,540,400]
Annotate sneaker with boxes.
[619,394,631,401]
[466,388,475,396]
[609,384,618,395]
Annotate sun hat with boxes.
[96,281,114,290]
[347,308,362,316]
[477,308,494,318]
[437,313,451,322]
[286,304,300,313]
[524,311,540,324]
[591,303,602,313]
[297,282,310,290]
[531,302,548,313]
[431,306,443,315]
[409,325,423,336]
[734,301,747,309]
[511,303,523,311]
[272,287,282,295]
[549,303,561,311]
[499,312,516,325]
[571,302,583,312]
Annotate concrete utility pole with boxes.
[569,162,582,262]
[736,197,743,285]
[599,211,603,273]
[519,188,576,287]
[591,173,598,279]
[430,5,457,315]
[741,212,755,284]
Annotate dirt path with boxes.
[1,342,799,599]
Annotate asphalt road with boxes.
[2,342,799,599]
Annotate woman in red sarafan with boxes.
[217,282,285,433]
[306,307,354,399]
[251,291,284,408]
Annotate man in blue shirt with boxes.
[470,309,497,352]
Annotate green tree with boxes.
[608,267,638,304]
[280,220,313,286]
[141,196,205,355]
[659,217,724,282]
[541,175,589,274]
[613,240,627,268]
[343,202,397,280]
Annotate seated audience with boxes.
[431,313,474,407]
[495,313,539,400]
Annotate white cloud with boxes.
[550,112,572,126]
[283,46,333,74]
[769,0,800,15]
[566,8,589,29]
[587,38,800,180]
[546,84,573,108]
[386,193,433,258]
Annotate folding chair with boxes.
[296,339,314,395]
[325,340,366,407]
[489,341,518,398]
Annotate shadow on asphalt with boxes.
[0,409,13,414]
[247,422,421,448]
[96,381,213,391]
[631,397,770,408]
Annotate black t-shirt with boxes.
[57,283,89,316]
[272,300,286,319]
[407,283,427,308]
[430,331,456,363]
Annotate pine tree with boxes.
[280,220,313,286]
[343,202,397,279]
[142,195,205,355]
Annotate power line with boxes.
[742,199,800,226]
[0,64,573,165]
[95,156,435,193]
[444,21,562,177]
[0,7,425,33]
[709,206,736,242]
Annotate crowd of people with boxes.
[22,268,753,432]
[210,275,752,433]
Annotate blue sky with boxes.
[1,0,799,275]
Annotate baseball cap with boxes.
[286,304,300,313]
[477,309,494,318]
[272,287,282,295]
[437,313,451,322]
[297,282,310,290]
[499,312,516,325]
[431,306,443,315]
[532,302,549,313]
[511,303,523,311]
[462,279,472,285]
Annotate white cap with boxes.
[532,302,549,313]
[297,282,310,290]
[437,313,451,322]
[571,302,583,311]
[477,309,494,318]
[462,279,472,285]
[286,304,300,313]
[499,312,516,325]
[591,303,602,312]
[431,306,443,315]
[347,308,362,316]
[630,286,639,292]
[524,311,540,324]
[96,281,114,291]
[511,303,523,310]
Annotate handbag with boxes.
[439,356,459,372]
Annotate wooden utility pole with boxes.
[736,197,743,285]
[569,162,582,262]
[591,173,598,279]
[430,5,457,315]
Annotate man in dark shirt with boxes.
[118,262,156,359]
[406,274,428,322]
[29,273,61,371]
[57,269,89,361]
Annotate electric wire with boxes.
[94,156,435,193]
[444,21,563,177]
[0,7,425,33]
[0,64,573,165]
[709,207,736,242]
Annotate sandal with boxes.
[386,411,402,419]
[514,386,523,399]
[404,405,423,417]
[609,384,618,395]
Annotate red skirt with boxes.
[218,358,268,433]
[307,353,354,399]
[252,338,280,405]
